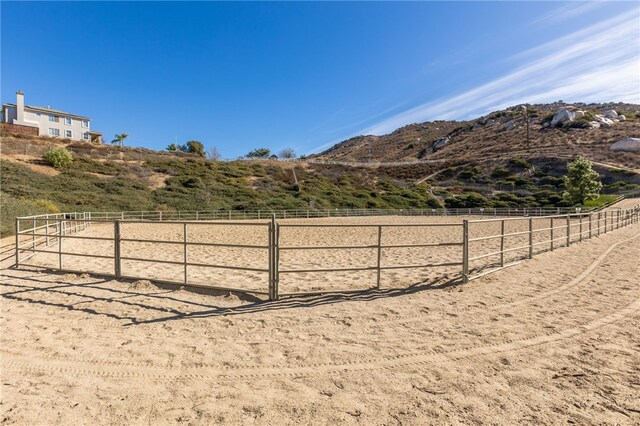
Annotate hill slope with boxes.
[313,102,640,170]
[2,101,639,236]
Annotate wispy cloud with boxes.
[355,8,640,137]
[528,1,609,26]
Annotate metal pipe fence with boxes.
[14,204,640,300]
[16,205,610,222]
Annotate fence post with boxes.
[550,217,554,251]
[528,217,533,259]
[579,215,583,242]
[183,223,188,284]
[268,217,274,300]
[462,220,469,283]
[274,216,280,300]
[566,215,570,247]
[46,215,50,247]
[604,211,608,234]
[500,219,505,267]
[597,212,601,236]
[376,225,382,289]
[15,218,20,267]
[59,221,63,270]
[114,220,121,279]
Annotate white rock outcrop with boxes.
[611,137,640,152]
[546,107,623,129]
[551,109,575,126]
[594,115,614,127]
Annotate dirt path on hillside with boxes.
[1,222,640,425]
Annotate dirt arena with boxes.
[15,211,622,295]
[1,203,639,424]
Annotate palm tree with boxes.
[111,133,128,148]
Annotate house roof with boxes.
[2,103,91,120]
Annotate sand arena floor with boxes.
[16,213,617,295]
[2,206,639,424]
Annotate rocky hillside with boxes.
[2,101,639,237]
[313,102,640,170]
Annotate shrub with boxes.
[444,192,489,208]
[509,158,531,169]
[0,192,60,237]
[43,147,73,168]
[491,167,511,178]
[458,166,482,181]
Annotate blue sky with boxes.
[2,1,639,158]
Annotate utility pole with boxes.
[520,105,530,148]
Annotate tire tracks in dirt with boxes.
[2,231,639,381]
[2,294,639,381]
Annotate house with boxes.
[1,91,102,143]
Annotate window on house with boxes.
[36,112,41,117]
[82,120,89,128]
[83,132,90,140]
[65,117,72,125]
[49,128,60,136]
[65,130,72,138]
[49,115,55,122]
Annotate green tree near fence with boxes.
[563,157,602,205]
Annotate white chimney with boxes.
[16,91,24,123]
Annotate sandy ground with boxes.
[17,211,626,295]
[1,207,639,424]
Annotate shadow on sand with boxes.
[1,267,462,326]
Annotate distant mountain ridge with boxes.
[312,101,640,170]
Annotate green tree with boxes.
[563,157,602,205]
[247,148,271,158]
[43,147,73,169]
[111,133,129,148]
[184,140,206,157]
[166,143,179,152]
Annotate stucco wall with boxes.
[23,109,91,141]
[5,106,92,141]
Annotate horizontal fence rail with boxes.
[14,202,640,300]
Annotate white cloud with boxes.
[309,7,640,154]
[528,1,609,26]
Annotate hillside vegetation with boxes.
[2,101,639,236]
